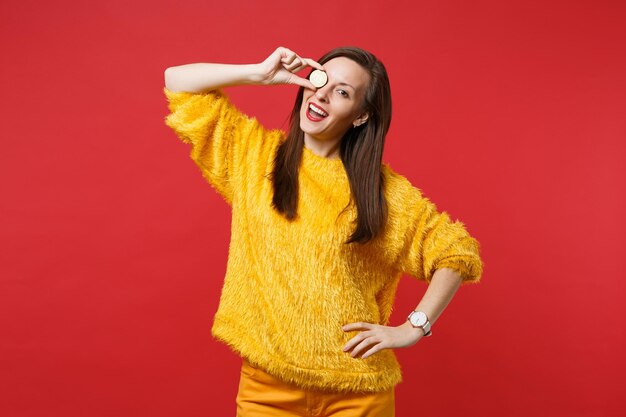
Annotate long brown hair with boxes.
[270,47,392,244]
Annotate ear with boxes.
[353,112,369,127]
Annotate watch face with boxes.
[409,311,427,327]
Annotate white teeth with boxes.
[309,104,327,117]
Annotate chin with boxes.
[300,118,319,135]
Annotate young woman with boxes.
[163,46,483,417]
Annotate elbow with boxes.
[164,67,175,91]
[164,66,186,92]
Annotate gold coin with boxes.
[310,69,328,88]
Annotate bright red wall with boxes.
[1,0,624,416]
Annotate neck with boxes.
[303,134,341,160]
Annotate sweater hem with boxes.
[210,315,403,394]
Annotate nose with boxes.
[314,85,329,102]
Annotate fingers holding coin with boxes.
[303,57,324,71]
[282,54,301,69]
[272,47,326,90]
[284,55,324,74]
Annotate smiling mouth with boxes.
[306,103,328,121]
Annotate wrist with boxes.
[241,63,266,85]
[401,320,426,337]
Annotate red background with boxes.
[1,0,625,416]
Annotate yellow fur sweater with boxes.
[163,87,483,393]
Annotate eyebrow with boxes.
[335,81,356,91]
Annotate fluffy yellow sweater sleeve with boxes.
[163,87,278,205]
[163,87,483,394]
[387,170,483,283]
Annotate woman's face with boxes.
[300,57,370,143]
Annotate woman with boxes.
[163,46,483,417]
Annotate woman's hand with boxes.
[256,46,324,90]
[342,321,425,359]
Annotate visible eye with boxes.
[337,89,349,98]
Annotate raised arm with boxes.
[163,47,325,206]
[164,46,324,93]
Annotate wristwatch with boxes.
[407,310,432,337]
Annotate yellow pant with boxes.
[236,358,395,417]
